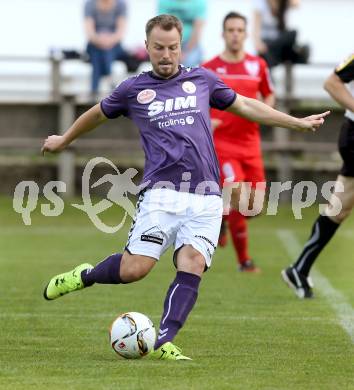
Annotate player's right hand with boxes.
[296,111,331,132]
[41,135,67,155]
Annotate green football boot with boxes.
[150,342,192,361]
[43,263,93,300]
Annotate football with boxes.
[109,312,156,359]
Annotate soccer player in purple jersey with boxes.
[42,14,329,360]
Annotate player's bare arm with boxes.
[324,73,354,112]
[41,103,107,154]
[227,94,330,132]
[263,93,276,108]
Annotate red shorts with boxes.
[218,154,266,189]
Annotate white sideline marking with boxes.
[277,229,354,343]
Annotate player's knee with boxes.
[331,206,352,223]
[120,253,155,282]
[177,246,206,276]
[191,252,205,274]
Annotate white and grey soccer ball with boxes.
[110,312,156,359]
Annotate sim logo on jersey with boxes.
[148,95,197,117]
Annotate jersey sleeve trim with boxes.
[100,100,112,119]
[335,54,354,83]
[336,54,354,73]
[212,92,237,111]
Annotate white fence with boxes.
[0,57,336,103]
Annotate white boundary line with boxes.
[277,229,354,343]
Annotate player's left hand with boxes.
[297,111,331,132]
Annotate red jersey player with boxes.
[203,12,275,272]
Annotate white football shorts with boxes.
[125,188,223,267]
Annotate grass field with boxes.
[0,196,353,389]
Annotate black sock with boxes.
[293,215,340,277]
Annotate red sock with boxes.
[228,210,249,265]
[218,216,228,247]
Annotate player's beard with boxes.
[154,61,178,78]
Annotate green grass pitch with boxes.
[0,197,353,389]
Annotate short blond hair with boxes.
[145,14,183,40]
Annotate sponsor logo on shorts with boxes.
[141,226,164,245]
[195,235,216,250]
[141,235,163,245]
[137,89,156,104]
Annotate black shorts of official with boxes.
[338,117,354,177]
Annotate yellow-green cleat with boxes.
[150,342,192,361]
[43,263,93,300]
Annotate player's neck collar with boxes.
[220,51,247,64]
[149,66,182,80]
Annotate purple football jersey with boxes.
[101,66,236,195]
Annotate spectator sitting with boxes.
[253,0,309,68]
[84,0,128,95]
[158,0,207,67]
